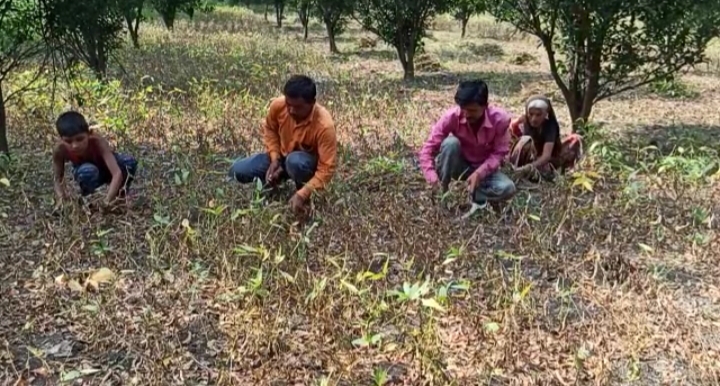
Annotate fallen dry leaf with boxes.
[67,280,84,292]
[89,267,116,284]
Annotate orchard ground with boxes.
[1,6,719,385]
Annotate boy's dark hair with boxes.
[283,75,317,103]
[454,80,489,107]
[56,111,89,137]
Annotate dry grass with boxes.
[1,6,719,385]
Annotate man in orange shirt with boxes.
[229,75,337,214]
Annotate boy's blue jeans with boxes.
[72,153,138,196]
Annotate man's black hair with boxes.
[55,111,90,137]
[454,80,489,107]
[283,75,317,103]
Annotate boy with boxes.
[52,111,138,208]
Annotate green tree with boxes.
[355,0,451,80]
[489,0,720,132]
[273,0,285,28]
[151,0,182,30]
[0,0,47,154]
[453,0,485,38]
[122,0,144,48]
[314,0,352,53]
[45,0,124,80]
[291,0,312,40]
[151,0,212,30]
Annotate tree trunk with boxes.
[275,2,284,28]
[92,41,108,82]
[325,19,339,53]
[566,91,596,134]
[126,15,140,48]
[461,16,469,38]
[0,85,8,154]
[298,8,309,40]
[540,33,588,134]
[162,11,175,30]
[264,4,269,21]
[397,45,415,80]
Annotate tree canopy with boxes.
[489,0,720,131]
[0,0,47,153]
[355,0,452,80]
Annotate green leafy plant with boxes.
[452,0,486,38]
[354,0,452,80]
[45,0,125,80]
[0,0,47,154]
[313,0,353,53]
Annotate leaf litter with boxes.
[0,9,719,386]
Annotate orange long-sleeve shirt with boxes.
[263,96,337,199]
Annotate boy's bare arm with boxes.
[98,138,123,204]
[52,144,67,202]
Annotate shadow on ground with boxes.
[624,124,720,153]
[338,49,398,62]
[316,71,548,98]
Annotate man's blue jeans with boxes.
[228,151,317,189]
[435,136,516,203]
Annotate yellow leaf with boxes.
[582,180,594,192]
[638,243,654,253]
[421,298,446,312]
[442,257,457,265]
[89,267,115,284]
[85,279,99,291]
[340,279,359,294]
[484,322,500,333]
[520,283,532,299]
[279,270,295,283]
[54,274,66,285]
[527,214,540,222]
[67,279,84,292]
[0,178,9,187]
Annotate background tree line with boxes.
[1,0,719,153]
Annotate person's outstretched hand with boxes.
[289,193,307,215]
[513,164,533,175]
[466,173,481,194]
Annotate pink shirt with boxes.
[418,105,511,184]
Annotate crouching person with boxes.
[228,75,337,215]
[52,111,138,209]
[509,95,583,182]
[418,79,516,208]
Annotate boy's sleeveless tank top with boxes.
[65,138,104,167]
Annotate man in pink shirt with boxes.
[418,80,516,207]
